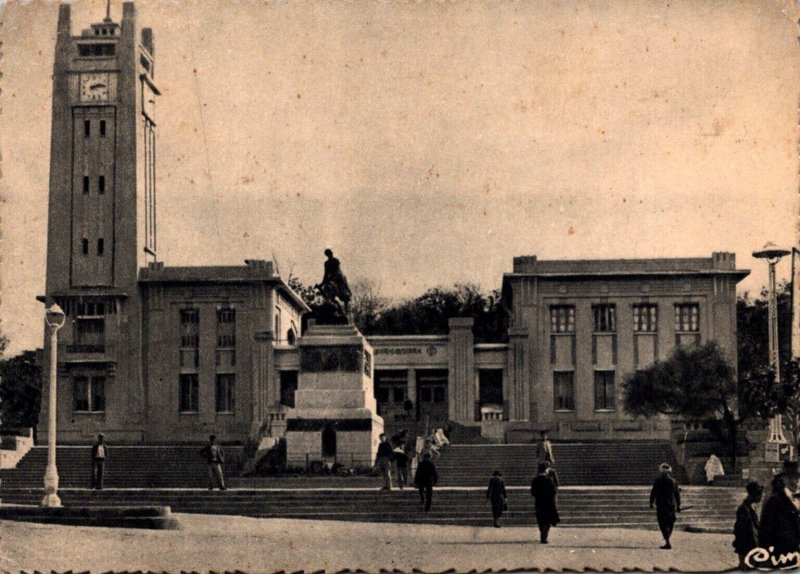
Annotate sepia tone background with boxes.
[1,0,799,357]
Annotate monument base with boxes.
[285,323,384,471]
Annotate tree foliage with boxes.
[623,341,737,421]
[0,350,42,429]
[287,276,508,342]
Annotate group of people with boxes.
[374,430,447,505]
[89,433,228,491]
[732,460,800,569]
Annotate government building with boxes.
[39,4,749,455]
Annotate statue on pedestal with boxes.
[315,249,352,323]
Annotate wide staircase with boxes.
[0,446,245,489]
[1,442,735,530]
[434,442,686,486]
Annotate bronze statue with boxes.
[315,249,352,317]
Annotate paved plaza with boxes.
[2,513,738,572]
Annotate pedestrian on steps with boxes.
[375,433,393,491]
[487,470,507,527]
[414,452,438,512]
[200,434,227,490]
[393,445,409,490]
[91,433,107,490]
[531,462,560,543]
[733,480,763,570]
[649,462,681,549]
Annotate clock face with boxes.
[80,73,110,102]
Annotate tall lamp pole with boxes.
[753,243,791,448]
[41,303,65,507]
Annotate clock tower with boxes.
[42,2,159,442]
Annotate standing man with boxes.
[531,462,560,543]
[487,470,507,528]
[200,435,227,491]
[759,460,800,559]
[733,481,764,570]
[535,431,555,466]
[91,433,107,490]
[375,433,394,491]
[650,462,681,549]
[414,452,439,512]
[393,445,409,490]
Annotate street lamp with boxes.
[41,303,65,507]
[752,242,791,450]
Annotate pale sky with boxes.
[2,0,799,356]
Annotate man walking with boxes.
[90,433,107,490]
[414,452,438,512]
[760,460,800,559]
[733,481,763,570]
[375,433,393,491]
[487,470,507,528]
[535,431,555,465]
[531,462,559,543]
[650,462,681,549]
[393,445,409,490]
[200,435,227,490]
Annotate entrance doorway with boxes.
[321,423,337,458]
[417,369,448,432]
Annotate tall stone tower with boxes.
[41,2,159,443]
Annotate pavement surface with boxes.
[0,513,740,573]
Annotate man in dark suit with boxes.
[486,470,507,528]
[760,460,800,559]
[375,433,394,491]
[90,433,107,490]
[414,453,438,512]
[650,462,681,549]
[531,462,560,543]
[733,481,764,570]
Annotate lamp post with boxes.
[41,303,65,507]
[752,242,791,449]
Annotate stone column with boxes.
[251,330,273,435]
[447,318,475,423]
[507,329,530,421]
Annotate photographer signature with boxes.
[745,547,800,570]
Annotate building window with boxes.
[633,304,658,332]
[675,303,700,332]
[74,301,105,352]
[84,120,91,137]
[180,309,200,368]
[98,175,105,194]
[179,373,199,413]
[215,373,235,413]
[83,176,90,194]
[550,306,575,333]
[280,370,298,408]
[100,120,107,137]
[553,371,575,411]
[82,238,89,254]
[73,375,105,412]
[594,370,615,411]
[216,308,236,368]
[97,238,104,255]
[478,369,504,405]
[592,304,616,333]
[274,307,282,342]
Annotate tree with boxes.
[0,350,42,430]
[623,341,740,465]
[349,278,389,335]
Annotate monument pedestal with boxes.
[285,323,383,470]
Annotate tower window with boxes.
[82,238,89,255]
[83,176,90,194]
[98,176,105,194]
[100,120,107,137]
[97,238,104,256]
[84,120,90,137]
